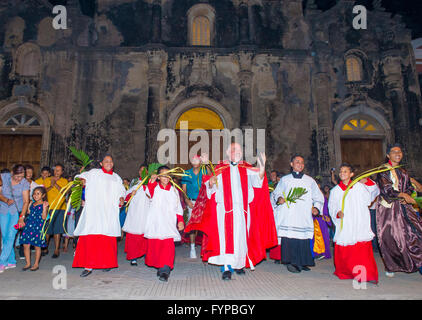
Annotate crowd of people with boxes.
[0,142,421,285]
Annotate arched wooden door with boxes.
[175,107,224,170]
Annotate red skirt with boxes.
[334,241,378,283]
[72,235,118,269]
[124,233,147,260]
[145,238,175,269]
[269,244,281,261]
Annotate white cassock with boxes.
[205,164,263,270]
[328,182,378,282]
[122,184,151,235]
[328,182,374,246]
[144,184,184,241]
[366,179,380,210]
[74,168,126,237]
[273,173,324,240]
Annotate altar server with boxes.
[72,154,126,277]
[272,155,324,273]
[328,163,378,284]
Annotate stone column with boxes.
[312,72,335,179]
[145,49,164,163]
[381,53,408,146]
[237,51,254,129]
[151,0,162,43]
[239,2,249,45]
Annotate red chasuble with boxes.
[185,161,277,268]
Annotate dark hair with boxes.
[1,168,10,173]
[25,164,34,171]
[157,165,170,174]
[100,153,113,162]
[271,170,278,174]
[386,143,403,154]
[54,163,64,171]
[339,162,354,172]
[139,163,147,169]
[12,164,25,175]
[41,166,51,173]
[32,186,47,201]
[290,154,304,163]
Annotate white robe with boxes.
[122,184,151,235]
[143,184,184,241]
[272,173,324,240]
[205,164,263,270]
[328,182,374,246]
[366,181,380,210]
[73,169,126,237]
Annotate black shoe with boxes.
[287,264,301,273]
[301,266,311,271]
[130,260,137,266]
[235,268,245,275]
[41,250,48,256]
[159,273,169,282]
[52,253,59,259]
[274,260,281,264]
[222,270,232,280]
[103,268,111,272]
[80,269,92,277]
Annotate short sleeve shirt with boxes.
[45,177,69,210]
[181,168,203,200]
[0,173,30,215]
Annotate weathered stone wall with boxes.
[0,0,420,181]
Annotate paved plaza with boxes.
[1,241,421,300]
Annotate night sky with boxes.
[48,0,422,39]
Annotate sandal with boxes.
[22,265,31,271]
[30,266,39,271]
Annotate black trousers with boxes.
[281,237,315,268]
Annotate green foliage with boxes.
[285,187,308,204]
[70,179,83,211]
[69,146,93,170]
[413,196,422,210]
[147,163,162,176]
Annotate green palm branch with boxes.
[68,146,93,211]
[282,187,308,208]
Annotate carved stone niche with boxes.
[3,16,25,49]
[381,54,403,89]
[10,43,42,99]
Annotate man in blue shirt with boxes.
[181,155,205,259]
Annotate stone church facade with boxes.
[0,0,421,181]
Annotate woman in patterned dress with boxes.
[20,186,49,271]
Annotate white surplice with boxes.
[143,184,184,241]
[73,169,126,237]
[272,173,324,240]
[328,182,374,246]
[122,184,151,235]
[205,164,263,270]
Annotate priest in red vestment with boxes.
[185,143,277,280]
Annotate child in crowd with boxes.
[144,166,184,282]
[328,163,378,284]
[122,179,151,266]
[312,184,332,260]
[20,186,49,271]
[62,207,76,252]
